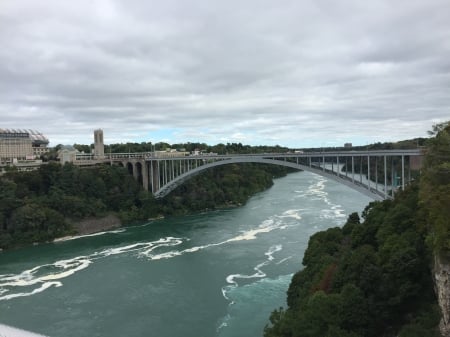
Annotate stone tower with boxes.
[94,129,104,158]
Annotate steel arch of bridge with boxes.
[144,149,423,200]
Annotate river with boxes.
[0,171,372,337]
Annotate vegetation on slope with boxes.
[419,122,450,254]
[0,161,292,249]
[264,186,441,337]
[264,122,450,337]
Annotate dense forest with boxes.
[0,161,292,249]
[264,122,450,337]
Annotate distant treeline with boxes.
[71,142,291,155]
[0,161,293,249]
[263,122,450,337]
[67,138,426,157]
[301,137,427,153]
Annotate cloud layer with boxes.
[1,0,449,147]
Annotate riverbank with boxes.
[72,214,122,235]
[52,214,123,242]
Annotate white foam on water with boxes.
[109,229,126,234]
[304,175,347,225]
[40,258,92,281]
[138,237,185,258]
[1,192,300,301]
[99,242,151,257]
[0,281,62,301]
[276,256,293,265]
[53,229,126,242]
[216,314,232,333]
[0,256,92,289]
[277,209,302,220]
[143,218,288,261]
[0,237,186,301]
[265,245,282,261]
[221,273,299,336]
[222,244,283,302]
[146,250,183,260]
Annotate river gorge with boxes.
[0,171,372,337]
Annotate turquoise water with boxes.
[0,172,372,337]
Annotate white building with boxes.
[57,145,79,164]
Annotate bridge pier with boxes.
[391,158,395,198]
[384,156,388,199]
[402,155,405,190]
[132,162,138,180]
[142,161,149,191]
[375,157,378,192]
[337,156,340,177]
[150,161,160,194]
[352,156,355,183]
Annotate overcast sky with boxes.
[1,0,449,148]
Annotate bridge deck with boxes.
[73,149,423,200]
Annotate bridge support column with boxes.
[391,158,395,198]
[352,156,355,183]
[150,160,154,193]
[150,161,160,193]
[163,161,167,186]
[132,162,138,180]
[384,156,387,198]
[360,157,363,184]
[142,161,149,191]
[375,157,378,192]
[408,156,411,184]
[337,156,340,177]
[172,161,175,180]
[345,157,348,178]
[402,155,405,190]
[367,155,370,191]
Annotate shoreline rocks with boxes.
[72,214,122,236]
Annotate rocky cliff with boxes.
[434,253,450,337]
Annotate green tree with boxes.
[419,121,450,252]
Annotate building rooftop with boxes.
[0,128,49,144]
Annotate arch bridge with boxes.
[75,149,423,201]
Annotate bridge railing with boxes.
[73,149,423,200]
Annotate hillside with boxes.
[264,122,450,337]
[0,162,291,249]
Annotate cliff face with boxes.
[72,214,122,235]
[434,253,450,337]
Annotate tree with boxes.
[419,121,450,252]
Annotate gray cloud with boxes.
[1,0,449,147]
